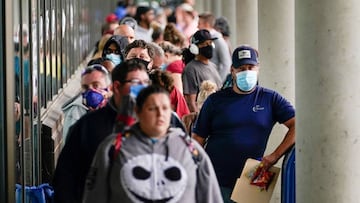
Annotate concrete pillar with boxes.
[221,0,237,51]
[258,1,295,202]
[296,1,360,202]
[258,0,295,102]
[211,0,222,17]
[235,0,258,48]
[194,0,205,14]
[203,0,212,13]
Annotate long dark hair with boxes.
[182,48,195,65]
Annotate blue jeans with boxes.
[220,186,236,203]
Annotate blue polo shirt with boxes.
[193,86,295,188]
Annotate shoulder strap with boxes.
[113,133,123,160]
[178,132,201,164]
[109,113,135,162]
[110,132,133,163]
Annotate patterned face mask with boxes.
[82,88,108,109]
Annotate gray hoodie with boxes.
[61,94,88,145]
[83,124,223,203]
[209,29,232,82]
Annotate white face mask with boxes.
[235,70,257,91]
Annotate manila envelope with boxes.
[231,158,280,203]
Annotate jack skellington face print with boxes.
[120,154,188,203]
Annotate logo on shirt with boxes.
[252,105,264,112]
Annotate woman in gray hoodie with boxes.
[82,85,223,203]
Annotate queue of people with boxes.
[53,1,295,203]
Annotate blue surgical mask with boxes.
[106,53,122,66]
[130,84,147,98]
[235,70,257,92]
[159,63,168,71]
[82,89,107,109]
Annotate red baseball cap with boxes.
[106,13,118,23]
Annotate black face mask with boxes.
[125,58,150,71]
[199,45,213,59]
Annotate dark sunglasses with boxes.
[122,20,136,30]
[81,64,109,76]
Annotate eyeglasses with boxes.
[81,64,109,76]
[123,78,151,85]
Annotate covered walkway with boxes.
[1,0,360,202]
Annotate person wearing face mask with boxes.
[123,40,188,131]
[182,29,223,112]
[61,64,111,147]
[53,59,150,203]
[198,13,232,81]
[191,45,295,203]
[102,35,129,66]
[114,24,136,43]
[123,39,154,71]
[82,85,223,203]
[54,59,185,203]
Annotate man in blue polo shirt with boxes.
[192,45,295,203]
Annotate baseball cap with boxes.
[120,17,137,30]
[190,29,218,45]
[180,3,194,12]
[105,13,118,23]
[232,45,259,68]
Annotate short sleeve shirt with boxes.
[193,86,295,188]
[182,60,222,95]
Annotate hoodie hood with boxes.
[62,94,88,112]
[102,35,129,60]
